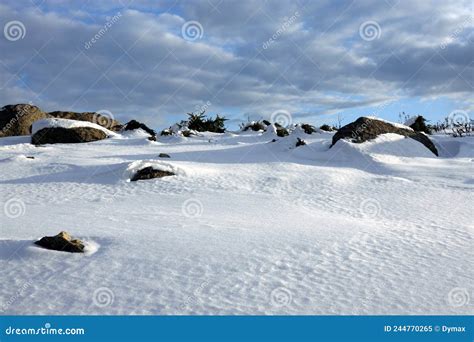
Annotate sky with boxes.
[0,0,472,130]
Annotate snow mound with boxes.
[355,133,436,158]
[365,116,414,131]
[125,160,186,181]
[32,118,118,137]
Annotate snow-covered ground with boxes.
[0,128,472,315]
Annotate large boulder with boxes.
[0,104,50,137]
[332,117,438,156]
[48,111,122,131]
[131,166,175,181]
[35,231,85,253]
[32,126,107,145]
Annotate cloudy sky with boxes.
[0,0,472,129]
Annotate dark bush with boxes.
[409,116,431,134]
[187,111,227,133]
[296,138,306,147]
[241,121,266,132]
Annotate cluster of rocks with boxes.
[0,104,157,145]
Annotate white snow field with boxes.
[0,127,472,315]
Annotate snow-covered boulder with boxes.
[331,117,438,156]
[122,120,157,141]
[0,104,50,137]
[31,118,116,145]
[49,110,122,131]
[130,166,175,181]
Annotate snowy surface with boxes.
[32,118,118,137]
[0,129,472,315]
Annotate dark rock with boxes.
[296,138,306,147]
[331,117,438,156]
[32,127,107,145]
[158,153,171,158]
[49,111,122,131]
[319,124,334,132]
[34,231,85,253]
[276,127,289,137]
[131,166,175,181]
[301,123,317,134]
[123,120,156,139]
[0,104,50,137]
[262,119,271,126]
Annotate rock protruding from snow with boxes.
[31,118,116,145]
[131,166,175,181]
[122,120,157,141]
[49,111,122,131]
[0,104,50,137]
[34,231,85,253]
[332,117,438,156]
